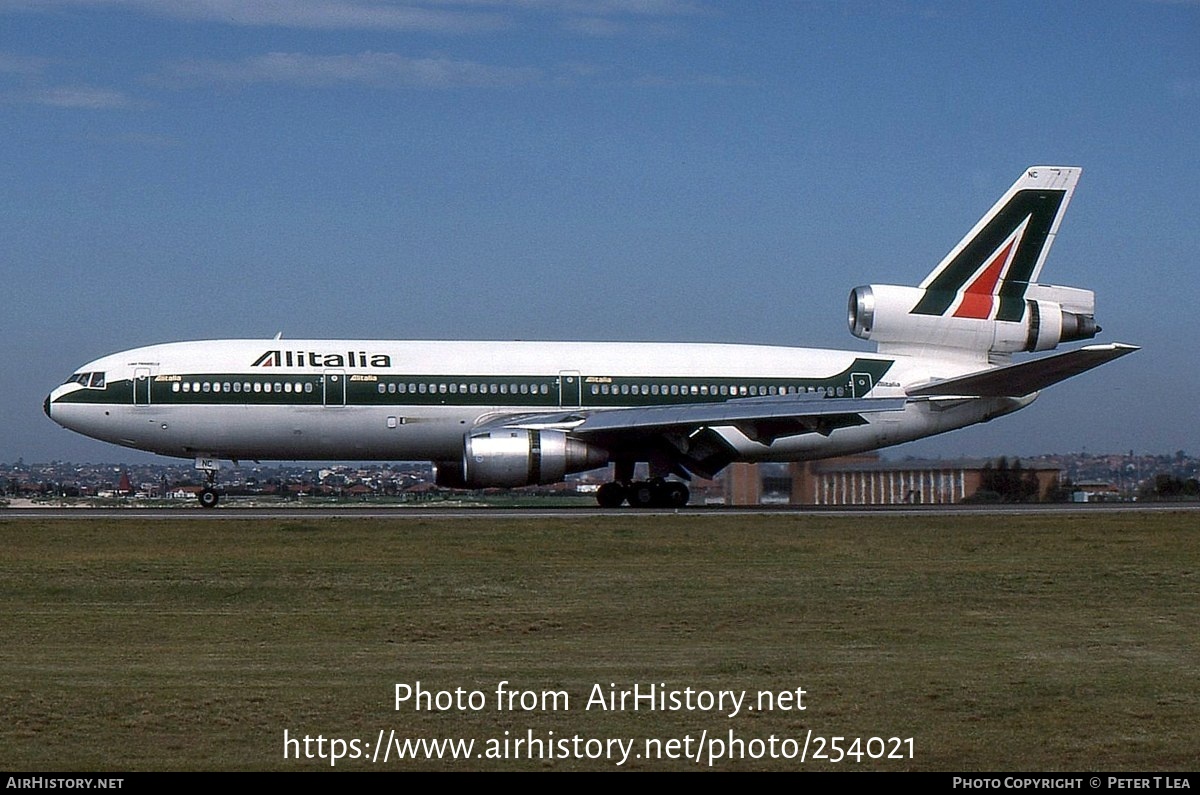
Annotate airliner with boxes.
[45,166,1136,508]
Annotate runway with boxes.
[3,501,1196,520]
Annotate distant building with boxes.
[1070,481,1120,502]
[723,462,763,505]
[722,455,1061,506]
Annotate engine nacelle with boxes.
[848,283,1098,354]
[435,429,609,489]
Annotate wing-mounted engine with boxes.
[848,282,1099,355]
[435,429,608,488]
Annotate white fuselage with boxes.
[46,338,1028,467]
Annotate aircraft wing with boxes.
[906,343,1139,398]
[480,393,907,445]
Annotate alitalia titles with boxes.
[252,349,392,368]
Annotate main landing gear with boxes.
[596,478,690,509]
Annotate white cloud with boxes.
[561,16,627,36]
[27,86,134,108]
[163,51,541,89]
[3,0,507,33]
[0,52,51,75]
[3,0,706,32]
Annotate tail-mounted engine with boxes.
[435,429,609,489]
[848,282,1099,354]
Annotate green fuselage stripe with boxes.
[56,359,895,408]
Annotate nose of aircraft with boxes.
[44,393,52,418]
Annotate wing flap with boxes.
[906,343,1138,398]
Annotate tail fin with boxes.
[914,166,1080,322]
[848,167,1098,356]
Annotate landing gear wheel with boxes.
[627,481,658,508]
[663,481,690,508]
[596,482,626,508]
[198,487,220,509]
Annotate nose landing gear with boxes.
[195,456,222,509]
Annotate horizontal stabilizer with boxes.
[906,343,1138,398]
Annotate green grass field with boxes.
[1,512,1196,770]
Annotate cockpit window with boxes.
[64,372,106,389]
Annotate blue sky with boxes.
[3,1,1198,463]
